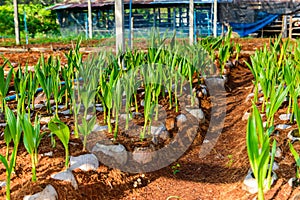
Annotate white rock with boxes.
[0,181,6,188]
[60,109,70,115]
[140,100,144,107]
[93,124,108,132]
[279,113,294,121]
[120,113,132,120]
[242,112,250,121]
[176,114,187,125]
[96,106,103,112]
[150,123,166,136]
[41,151,53,157]
[0,123,6,127]
[243,169,277,194]
[40,116,52,124]
[69,154,99,171]
[287,129,300,142]
[185,107,205,123]
[92,143,127,165]
[245,93,254,102]
[29,104,44,110]
[276,124,292,130]
[51,170,78,189]
[205,77,226,88]
[24,184,58,200]
[51,105,65,111]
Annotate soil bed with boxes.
[0,38,299,200]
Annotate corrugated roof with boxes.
[50,0,300,10]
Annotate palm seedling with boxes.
[265,83,290,128]
[247,103,277,200]
[48,117,70,169]
[35,55,53,114]
[4,105,22,171]
[289,142,300,181]
[0,60,13,112]
[21,115,44,182]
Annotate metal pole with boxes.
[115,0,125,54]
[129,0,132,49]
[213,0,217,37]
[24,10,28,45]
[13,0,20,45]
[189,0,194,45]
[88,0,93,38]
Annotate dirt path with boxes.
[117,57,255,200]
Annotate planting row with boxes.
[0,31,238,199]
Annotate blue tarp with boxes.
[229,14,279,37]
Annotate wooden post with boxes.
[131,17,134,49]
[189,0,194,45]
[282,15,287,38]
[13,0,20,45]
[88,0,93,38]
[115,0,125,54]
[213,0,217,37]
[289,14,293,39]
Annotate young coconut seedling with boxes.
[48,117,70,169]
[4,105,22,171]
[21,115,44,182]
[35,56,53,114]
[0,148,16,200]
[247,103,277,200]
[289,142,300,183]
[0,60,13,112]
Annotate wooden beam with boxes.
[289,14,293,39]
[115,0,125,54]
[189,0,194,45]
[13,0,20,45]
[88,0,93,38]
[213,0,217,37]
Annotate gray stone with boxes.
[0,123,6,127]
[279,113,294,121]
[41,151,53,157]
[92,124,108,132]
[59,109,70,115]
[243,168,277,194]
[96,106,103,112]
[150,123,166,136]
[69,154,99,171]
[276,124,292,130]
[23,184,58,200]
[51,170,78,189]
[288,129,300,142]
[120,113,132,120]
[245,93,254,102]
[176,114,187,127]
[92,143,127,166]
[0,181,6,188]
[132,147,156,164]
[185,107,205,123]
[40,116,52,124]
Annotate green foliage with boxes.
[246,103,277,200]
[0,4,59,37]
[289,142,300,179]
[21,115,43,182]
[48,117,70,169]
